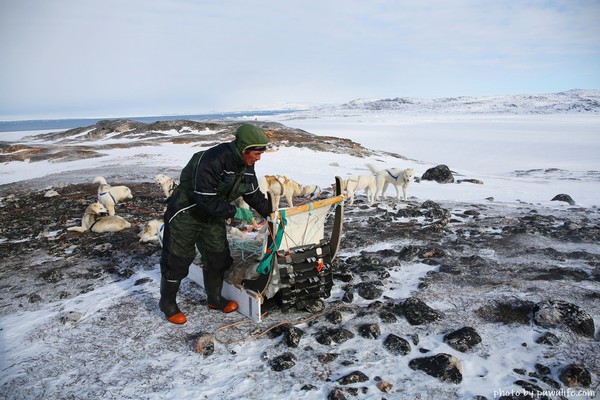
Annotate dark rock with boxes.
[476,300,534,325]
[283,326,304,348]
[327,388,347,400]
[270,352,297,371]
[541,376,561,389]
[326,310,343,324]
[378,310,398,323]
[403,297,444,325]
[443,326,482,352]
[551,193,575,205]
[337,370,369,385]
[29,293,42,303]
[356,282,383,300]
[315,328,355,345]
[558,364,592,387]
[421,164,455,183]
[318,353,338,364]
[532,300,595,337]
[358,323,381,339]
[457,179,484,184]
[342,288,354,303]
[534,363,551,376]
[514,380,546,398]
[408,353,462,383]
[383,334,411,355]
[39,269,63,283]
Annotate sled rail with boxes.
[274,194,346,218]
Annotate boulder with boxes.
[403,297,445,325]
[559,364,592,387]
[270,352,296,371]
[421,164,455,183]
[356,281,384,300]
[408,353,462,383]
[532,300,595,338]
[443,326,482,352]
[383,334,411,355]
[551,193,575,205]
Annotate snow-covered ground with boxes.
[0,109,599,399]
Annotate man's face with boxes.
[242,150,264,166]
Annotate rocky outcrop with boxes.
[532,300,596,338]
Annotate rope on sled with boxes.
[230,238,263,260]
[214,303,347,346]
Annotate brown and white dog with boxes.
[154,174,178,199]
[67,202,131,233]
[93,176,133,215]
[258,175,303,208]
[344,174,376,205]
[367,164,415,201]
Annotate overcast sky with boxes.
[1,0,599,120]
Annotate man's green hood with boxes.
[235,124,269,155]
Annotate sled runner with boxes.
[189,176,346,322]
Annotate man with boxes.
[159,124,272,324]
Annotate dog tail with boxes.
[67,226,87,233]
[366,163,380,175]
[93,176,108,185]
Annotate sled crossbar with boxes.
[275,195,345,217]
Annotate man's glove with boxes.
[234,207,254,223]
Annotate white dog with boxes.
[258,175,302,208]
[344,174,376,205]
[93,176,133,216]
[67,202,131,233]
[367,164,415,201]
[154,174,178,199]
[138,218,164,243]
[301,184,322,200]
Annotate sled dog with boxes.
[93,176,133,215]
[301,183,322,200]
[344,174,376,205]
[258,175,302,208]
[67,202,131,233]
[154,174,178,199]
[367,164,414,201]
[139,219,164,243]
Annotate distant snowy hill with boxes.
[329,89,600,114]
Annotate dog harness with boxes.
[386,170,399,181]
[99,191,117,204]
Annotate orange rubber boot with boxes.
[208,300,238,313]
[166,312,187,324]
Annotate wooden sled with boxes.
[189,176,346,322]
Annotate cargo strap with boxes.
[256,210,287,274]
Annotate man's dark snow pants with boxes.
[160,204,233,296]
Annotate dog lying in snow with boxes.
[93,176,133,215]
[343,174,376,205]
[67,202,131,233]
[154,174,178,199]
[367,163,415,201]
[138,219,164,244]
